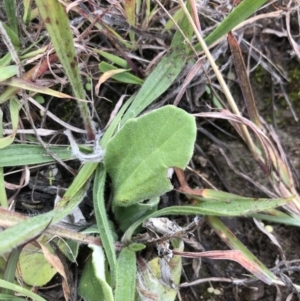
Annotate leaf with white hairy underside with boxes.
[104,105,196,207]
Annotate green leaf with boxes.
[0,293,25,300]
[114,197,159,232]
[206,216,277,284]
[128,243,145,252]
[33,0,80,91]
[4,0,18,37]
[99,62,143,85]
[23,0,32,24]
[0,78,73,103]
[2,248,22,296]
[1,22,20,48]
[90,245,114,300]
[0,144,73,167]
[0,279,46,301]
[0,214,52,255]
[0,53,13,67]
[97,50,129,68]
[79,245,114,301]
[104,105,196,206]
[199,0,268,51]
[19,238,77,287]
[249,209,300,227]
[0,66,18,81]
[19,243,57,286]
[120,3,194,124]
[34,0,94,137]
[136,239,183,301]
[123,196,291,242]
[93,166,117,285]
[121,50,187,124]
[100,95,134,147]
[114,246,137,301]
[0,97,21,148]
[79,256,106,301]
[0,185,92,284]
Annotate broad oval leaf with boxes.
[104,105,197,207]
[19,243,57,286]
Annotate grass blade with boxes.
[122,196,290,242]
[228,32,261,127]
[0,97,20,149]
[0,214,52,255]
[0,279,47,301]
[2,247,22,296]
[0,144,73,167]
[206,216,278,284]
[1,78,74,100]
[200,0,268,50]
[34,0,95,139]
[249,210,300,227]
[121,3,194,123]
[4,0,18,36]
[93,166,117,285]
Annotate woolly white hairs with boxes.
[64,129,105,163]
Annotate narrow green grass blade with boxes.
[1,22,20,49]
[122,196,290,242]
[206,216,277,284]
[93,166,117,285]
[4,0,18,37]
[2,248,22,296]
[0,78,74,103]
[23,0,32,25]
[0,293,25,300]
[165,8,185,30]
[99,62,143,85]
[0,164,7,208]
[121,51,186,123]
[0,97,20,149]
[100,95,134,147]
[0,279,47,301]
[97,50,128,68]
[249,211,300,227]
[121,4,194,123]
[0,214,52,255]
[0,53,13,67]
[0,109,8,208]
[0,183,88,256]
[34,0,95,138]
[54,165,95,210]
[199,0,268,51]
[0,144,73,167]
